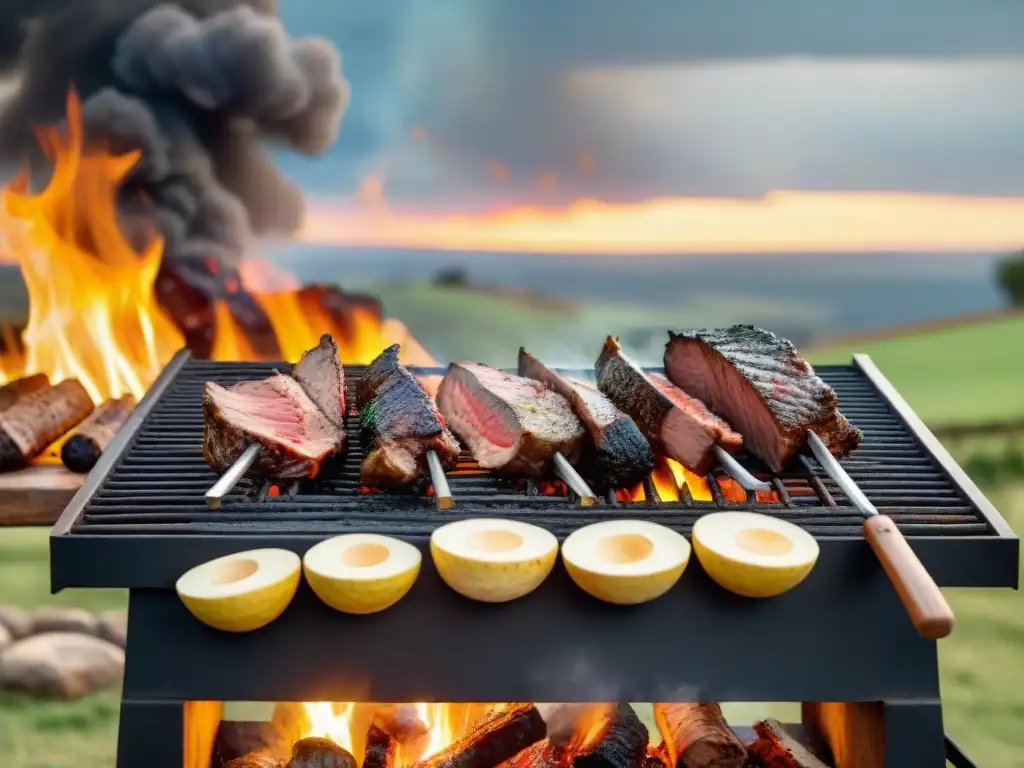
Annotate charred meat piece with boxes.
[519,348,655,486]
[363,723,398,768]
[0,373,49,413]
[595,337,741,475]
[419,704,547,768]
[292,334,347,428]
[436,362,586,477]
[664,325,863,472]
[60,394,135,473]
[203,374,343,480]
[653,703,746,768]
[570,703,648,768]
[0,379,94,471]
[356,344,460,486]
[747,719,830,768]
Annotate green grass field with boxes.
[1,310,1022,768]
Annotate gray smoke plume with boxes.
[0,0,349,355]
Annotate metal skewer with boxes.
[205,443,261,510]
[713,446,772,492]
[806,429,955,640]
[553,452,597,506]
[426,449,454,510]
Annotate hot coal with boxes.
[286,737,357,768]
[596,336,741,475]
[60,393,135,472]
[356,344,460,486]
[747,719,830,768]
[642,745,670,768]
[570,703,648,768]
[653,703,746,768]
[436,362,585,477]
[0,379,93,470]
[363,723,398,768]
[664,326,863,472]
[518,348,654,487]
[417,703,547,768]
[0,0,348,357]
[0,373,49,413]
[203,374,343,480]
[292,334,347,430]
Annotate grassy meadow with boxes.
[1,303,1022,767]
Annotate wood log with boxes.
[653,704,746,768]
[0,380,93,470]
[363,723,398,768]
[571,704,648,768]
[747,720,830,768]
[60,394,135,472]
[643,744,670,768]
[416,704,546,768]
[0,374,49,412]
[226,754,283,768]
[800,702,882,768]
[495,739,560,768]
[286,737,357,768]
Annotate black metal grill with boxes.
[67,356,991,539]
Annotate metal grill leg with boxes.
[116,698,183,768]
[883,699,946,768]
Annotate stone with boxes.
[0,631,125,698]
[0,605,33,639]
[98,609,128,649]
[0,624,10,652]
[31,605,101,637]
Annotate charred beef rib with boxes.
[436,361,585,477]
[518,348,654,487]
[356,344,461,486]
[664,324,862,472]
[595,336,741,475]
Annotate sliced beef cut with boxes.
[518,347,654,486]
[664,325,863,472]
[356,344,460,487]
[204,374,344,480]
[595,336,741,475]
[436,361,586,477]
[291,334,347,429]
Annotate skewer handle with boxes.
[713,446,772,492]
[205,443,261,510]
[553,452,597,506]
[426,450,454,510]
[863,515,956,640]
[807,430,954,640]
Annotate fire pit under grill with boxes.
[48,350,1018,768]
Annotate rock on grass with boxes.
[0,631,124,698]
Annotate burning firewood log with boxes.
[568,703,648,768]
[495,739,560,768]
[0,379,93,471]
[0,373,49,413]
[226,753,283,768]
[746,719,830,768]
[286,737,358,768]
[653,703,746,768]
[643,743,670,768]
[416,703,546,768]
[60,394,135,472]
[363,723,398,768]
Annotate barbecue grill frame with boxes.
[49,350,1019,591]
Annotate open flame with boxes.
[0,90,435,401]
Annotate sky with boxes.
[274,0,1024,208]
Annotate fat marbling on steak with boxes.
[518,347,654,487]
[664,324,863,472]
[291,334,347,428]
[356,344,460,486]
[595,336,742,475]
[435,361,585,477]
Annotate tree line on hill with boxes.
[996,251,1024,306]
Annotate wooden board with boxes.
[0,464,83,526]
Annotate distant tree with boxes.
[995,250,1024,307]
[433,266,469,288]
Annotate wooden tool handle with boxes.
[863,515,955,640]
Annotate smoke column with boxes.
[0,0,349,355]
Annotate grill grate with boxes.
[67,358,991,539]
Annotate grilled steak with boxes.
[664,324,863,472]
[356,344,460,486]
[518,348,654,486]
[0,379,94,471]
[204,374,344,480]
[595,336,741,474]
[292,334,347,428]
[436,361,585,476]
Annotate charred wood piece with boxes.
[286,737,358,768]
[653,703,746,768]
[60,394,135,472]
[571,703,648,768]
[0,373,49,413]
[416,703,546,768]
[747,719,830,768]
[495,739,561,768]
[0,379,93,470]
[225,753,283,768]
[363,723,398,768]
